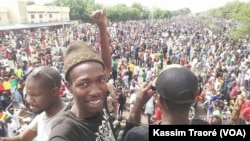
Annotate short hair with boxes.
[27,66,61,89]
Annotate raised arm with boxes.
[121,82,155,140]
[90,9,112,76]
[128,82,155,124]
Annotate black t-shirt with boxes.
[49,109,116,141]
[127,70,133,81]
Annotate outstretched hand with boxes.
[136,81,156,104]
[128,81,156,124]
[90,9,107,27]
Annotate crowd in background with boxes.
[0,15,250,137]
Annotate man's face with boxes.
[68,62,107,118]
[25,78,55,114]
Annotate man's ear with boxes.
[158,96,169,113]
[51,86,60,97]
[156,95,163,109]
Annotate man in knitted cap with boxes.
[49,9,116,141]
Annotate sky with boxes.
[33,0,250,13]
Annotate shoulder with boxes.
[191,118,209,125]
[49,113,78,139]
[51,112,76,130]
[123,125,149,141]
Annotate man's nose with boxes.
[26,95,34,103]
[89,84,103,96]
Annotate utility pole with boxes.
[60,0,64,29]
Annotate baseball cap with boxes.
[155,64,198,104]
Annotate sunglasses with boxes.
[26,68,57,88]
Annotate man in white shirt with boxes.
[0,66,67,141]
[129,89,136,112]
[146,67,153,81]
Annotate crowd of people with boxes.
[0,7,249,141]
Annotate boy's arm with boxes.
[0,128,37,141]
[90,9,112,77]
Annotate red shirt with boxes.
[25,46,31,55]
[230,85,240,99]
[58,84,66,97]
[154,107,162,121]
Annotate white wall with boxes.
[0,7,9,24]
[27,6,70,23]
[1,0,25,24]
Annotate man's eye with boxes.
[80,82,88,87]
[27,94,39,97]
[100,78,106,83]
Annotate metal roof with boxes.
[0,21,74,31]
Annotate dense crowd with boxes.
[0,9,249,141]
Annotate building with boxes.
[0,0,72,30]
[27,5,70,24]
[0,7,9,25]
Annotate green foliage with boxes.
[106,3,151,21]
[207,0,250,41]
[52,0,189,22]
[52,0,98,22]
[44,3,53,6]
[26,0,35,5]
[208,1,244,18]
[152,8,171,19]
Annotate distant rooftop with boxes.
[0,21,74,31]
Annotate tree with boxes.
[44,3,53,6]
[26,0,35,5]
[107,4,130,21]
[230,2,250,40]
[152,8,171,19]
[207,1,250,41]
[131,2,150,20]
[52,0,100,22]
[106,3,151,21]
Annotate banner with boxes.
[0,79,20,92]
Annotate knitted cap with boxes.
[63,40,104,81]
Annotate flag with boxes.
[0,112,8,120]
[3,81,11,90]
[10,79,17,88]
[1,79,19,90]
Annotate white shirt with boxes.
[28,106,67,141]
[134,66,140,76]
[129,93,137,112]
[144,96,155,114]
[146,70,153,81]
[244,69,250,80]
[7,119,18,137]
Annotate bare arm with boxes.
[121,82,155,140]
[90,9,112,77]
[128,82,155,124]
[0,128,37,141]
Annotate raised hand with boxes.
[136,81,156,103]
[90,9,107,27]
